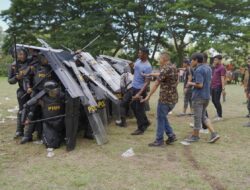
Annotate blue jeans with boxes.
[156,102,175,142]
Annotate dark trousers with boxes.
[211,87,222,117]
[184,88,192,110]
[247,100,250,114]
[16,88,30,133]
[24,106,42,139]
[202,111,208,129]
[131,88,150,131]
[43,120,64,149]
[120,88,133,118]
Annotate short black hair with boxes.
[183,59,190,65]
[191,53,204,63]
[140,47,149,55]
[214,54,222,60]
[203,53,208,62]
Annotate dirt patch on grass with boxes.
[183,146,226,190]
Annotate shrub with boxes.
[0,54,12,77]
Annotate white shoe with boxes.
[189,123,194,128]
[213,117,223,122]
[200,129,209,134]
[115,120,122,125]
[47,148,54,158]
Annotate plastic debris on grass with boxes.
[7,106,18,113]
[5,97,10,101]
[0,119,5,124]
[121,148,135,158]
[6,115,17,120]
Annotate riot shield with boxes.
[79,52,121,92]
[78,67,119,104]
[65,94,80,151]
[62,59,109,145]
[89,83,108,127]
[99,55,131,74]
[86,111,108,145]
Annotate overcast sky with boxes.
[0,0,11,31]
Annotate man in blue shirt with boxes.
[130,47,152,135]
[185,53,220,143]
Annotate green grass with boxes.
[0,77,249,190]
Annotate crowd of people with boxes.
[8,45,250,150]
[116,48,250,146]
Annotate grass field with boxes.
[0,77,249,190]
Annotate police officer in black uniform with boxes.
[22,81,65,148]
[20,55,54,144]
[8,48,32,138]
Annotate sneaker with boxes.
[213,117,223,122]
[20,136,32,144]
[189,123,194,128]
[212,115,218,119]
[199,129,209,134]
[184,135,200,143]
[131,129,144,135]
[116,122,127,127]
[177,113,186,117]
[115,120,122,124]
[208,132,220,143]
[148,140,164,147]
[165,135,177,145]
[13,131,24,139]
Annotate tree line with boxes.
[1,0,250,66]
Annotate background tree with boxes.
[1,0,249,67]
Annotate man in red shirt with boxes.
[211,55,226,121]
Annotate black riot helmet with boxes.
[38,54,49,65]
[44,81,60,97]
[9,46,28,61]
[17,48,28,63]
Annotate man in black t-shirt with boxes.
[178,59,193,116]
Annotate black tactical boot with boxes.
[14,131,24,139]
[14,112,24,139]
[20,136,32,144]
[115,117,127,127]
